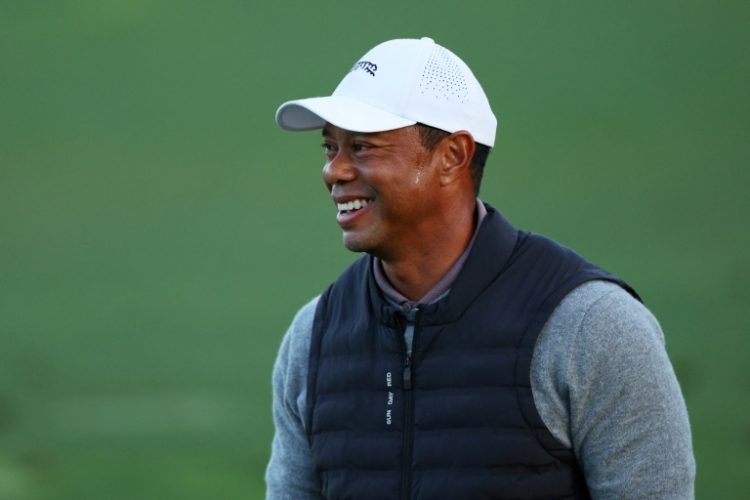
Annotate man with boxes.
[266,37,695,499]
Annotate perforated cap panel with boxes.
[419,45,469,103]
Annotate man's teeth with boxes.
[337,199,370,212]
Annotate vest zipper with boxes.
[401,356,414,500]
[398,307,418,500]
[403,353,412,390]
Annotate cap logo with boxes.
[350,60,377,76]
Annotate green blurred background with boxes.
[1,0,748,498]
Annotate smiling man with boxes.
[266,37,695,499]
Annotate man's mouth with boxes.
[337,198,371,214]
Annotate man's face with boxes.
[321,124,440,258]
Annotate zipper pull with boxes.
[403,354,412,390]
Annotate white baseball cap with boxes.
[275,37,497,147]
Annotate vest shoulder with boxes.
[517,232,641,302]
[328,255,370,291]
[521,231,584,260]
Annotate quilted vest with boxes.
[306,205,640,500]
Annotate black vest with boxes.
[307,206,639,500]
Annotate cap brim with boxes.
[275,95,416,133]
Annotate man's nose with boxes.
[323,152,356,189]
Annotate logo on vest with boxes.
[385,371,394,425]
[351,60,377,76]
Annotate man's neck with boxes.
[377,200,485,302]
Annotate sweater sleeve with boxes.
[265,297,322,500]
[531,280,696,499]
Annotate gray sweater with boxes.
[266,281,695,499]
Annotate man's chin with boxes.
[341,232,373,254]
[342,237,366,253]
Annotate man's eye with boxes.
[321,143,337,155]
[352,143,370,153]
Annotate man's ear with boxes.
[437,131,476,187]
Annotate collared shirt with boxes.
[373,199,488,309]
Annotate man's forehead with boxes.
[322,123,416,139]
[322,124,374,137]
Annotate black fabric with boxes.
[307,204,640,500]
